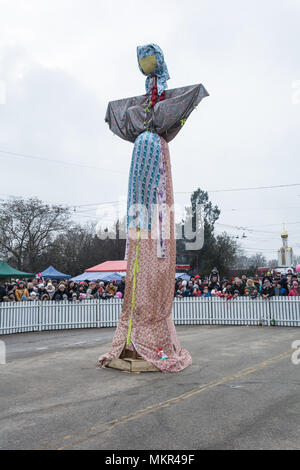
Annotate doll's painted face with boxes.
[139,54,157,75]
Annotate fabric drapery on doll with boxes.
[107,83,209,259]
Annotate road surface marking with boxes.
[37,349,292,450]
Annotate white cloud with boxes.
[0,0,299,257]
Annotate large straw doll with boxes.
[99,44,208,372]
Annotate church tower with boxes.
[277,226,293,267]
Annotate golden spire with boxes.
[281,223,288,239]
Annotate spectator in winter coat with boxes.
[208,275,220,292]
[38,285,47,298]
[88,282,98,296]
[15,282,30,301]
[175,286,185,298]
[41,294,50,301]
[288,281,300,297]
[209,268,220,283]
[98,282,105,295]
[261,280,274,299]
[201,287,211,298]
[192,285,201,297]
[0,284,7,302]
[250,288,259,299]
[183,286,193,297]
[46,283,56,299]
[230,278,244,296]
[106,282,117,297]
[273,281,287,296]
[53,284,67,301]
[232,289,240,299]
[117,277,126,296]
[29,292,39,301]
[246,279,256,292]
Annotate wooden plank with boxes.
[107,358,131,371]
[124,358,160,372]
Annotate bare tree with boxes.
[0,198,70,271]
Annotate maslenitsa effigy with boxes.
[99,44,209,372]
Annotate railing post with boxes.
[38,301,42,331]
[266,298,271,326]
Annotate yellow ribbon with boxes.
[126,227,141,346]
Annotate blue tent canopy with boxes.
[71,271,189,283]
[71,272,124,282]
[175,273,191,281]
[41,265,71,279]
[100,272,124,282]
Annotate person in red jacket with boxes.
[288,281,300,297]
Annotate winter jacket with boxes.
[0,285,7,302]
[106,285,117,296]
[117,281,126,296]
[53,290,67,301]
[288,288,300,297]
[230,283,244,296]
[261,286,274,298]
[15,288,29,302]
[208,281,220,292]
[274,287,288,296]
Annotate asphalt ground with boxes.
[0,325,299,450]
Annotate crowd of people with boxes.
[0,277,126,303]
[0,268,300,303]
[174,268,300,299]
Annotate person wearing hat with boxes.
[15,282,30,302]
[208,274,220,292]
[117,276,126,297]
[232,289,240,299]
[53,284,67,301]
[45,282,55,300]
[41,294,50,301]
[230,278,244,296]
[273,280,287,296]
[192,285,201,297]
[261,279,274,299]
[106,282,117,297]
[250,288,259,299]
[0,283,7,303]
[288,281,300,297]
[29,291,39,301]
[175,286,185,298]
[7,292,16,302]
[183,281,193,297]
[201,286,211,298]
[194,275,202,289]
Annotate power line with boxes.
[222,206,300,213]
[176,183,300,194]
[1,148,300,192]
[0,149,126,175]
[247,221,300,228]
[211,183,300,192]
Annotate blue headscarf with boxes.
[137,43,170,96]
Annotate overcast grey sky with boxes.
[0,0,299,260]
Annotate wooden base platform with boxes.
[107,357,160,373]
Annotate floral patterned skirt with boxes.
[99,136,192,372]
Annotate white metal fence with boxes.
[0,297,299,335]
